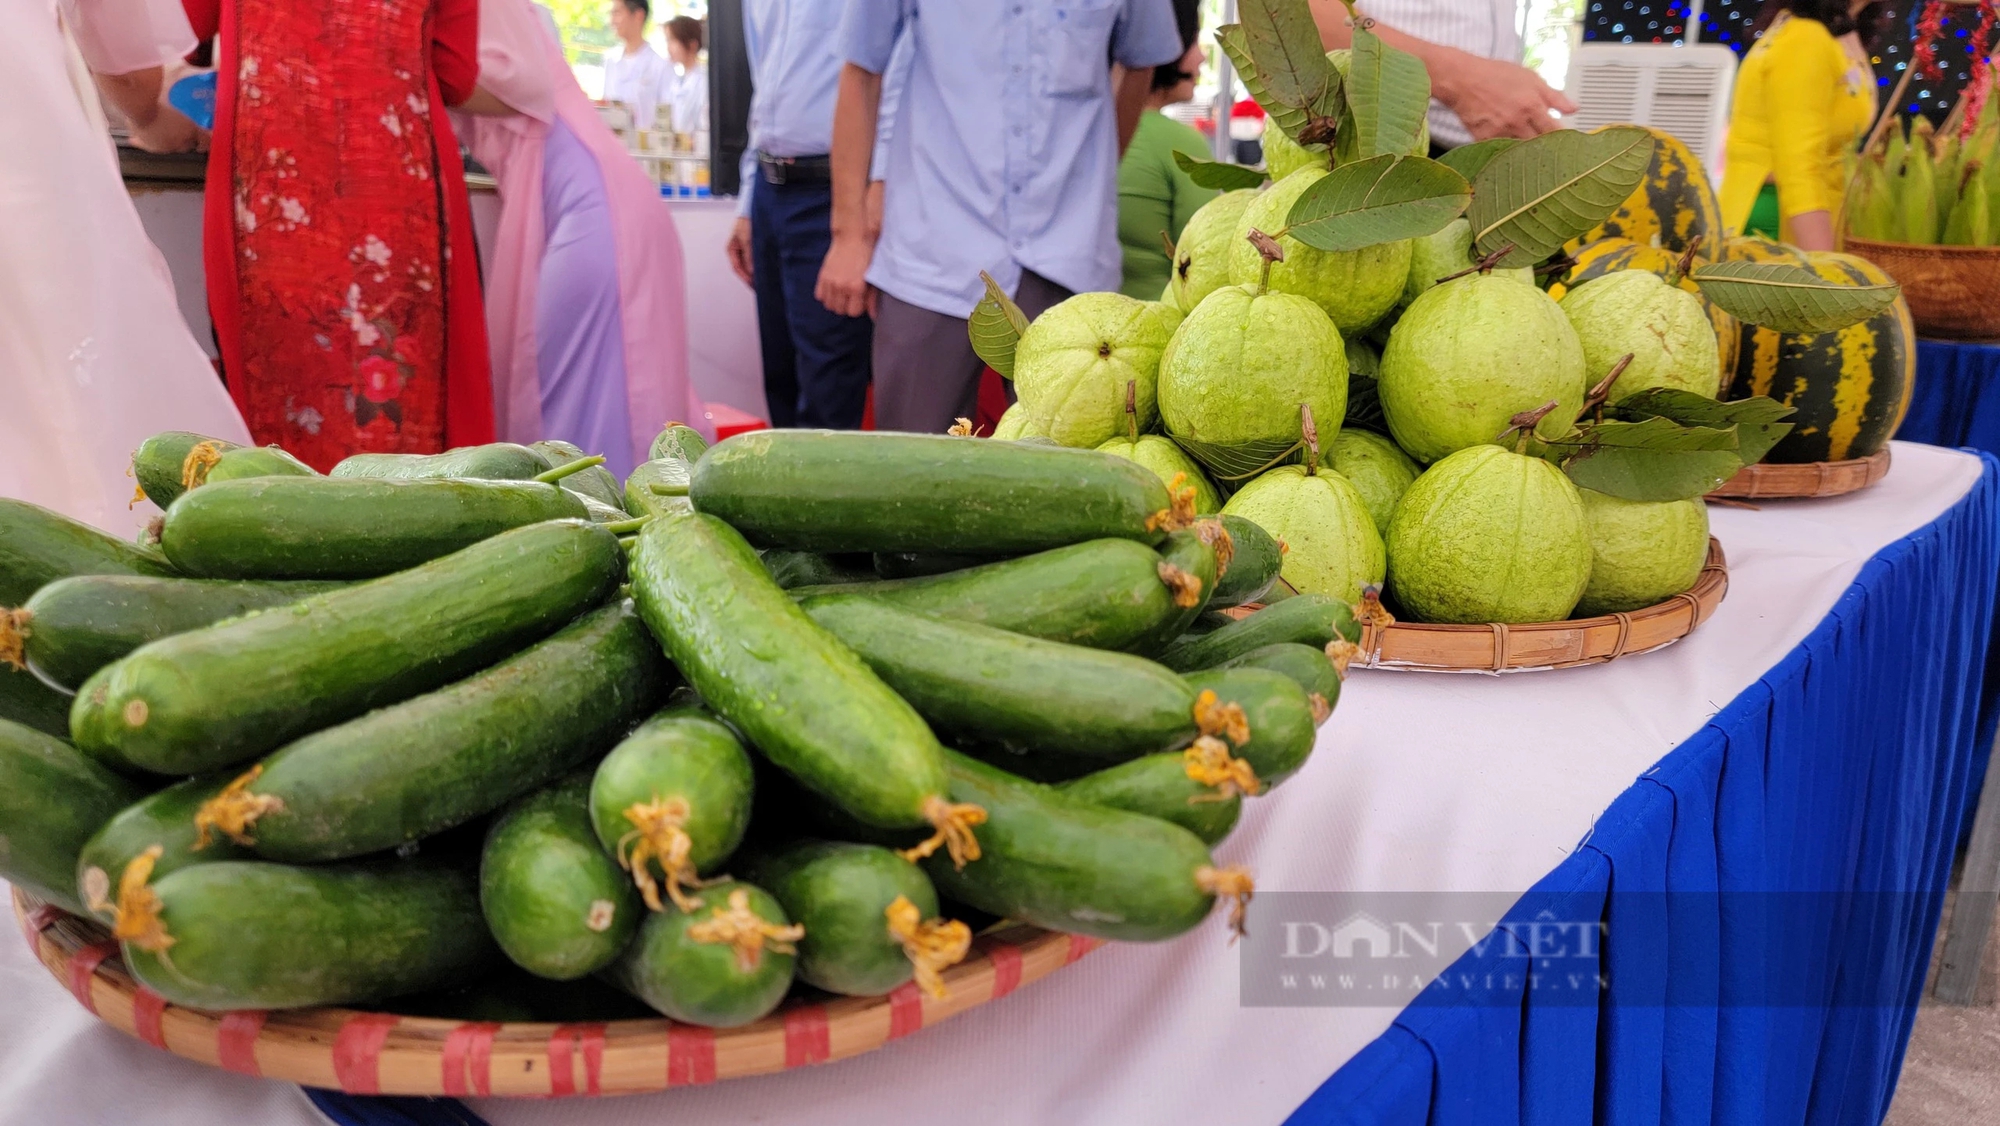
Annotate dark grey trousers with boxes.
[870,270,1072,434]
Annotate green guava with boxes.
[1327,428,1420,535]
[1012,293,1179,448]
[1157,284,1348,453]
[1401,219,1536,306]
[1345,336,1380,379]
[1262,127,1329,180]
[989,403,1043,440]
[1377,273,1587,463]
[1384,444,1592,623]
[1097,435,1222,514]
[1559,270,1721,402]
[1573,490,1710,616]
[1221,465,1385,601]
[1227,169,1413,335]
[1170,189,1260,312]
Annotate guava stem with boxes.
[1300,403,1321,475]
[1501,399,1562,451]
[1437,243,1516,286]
[1581,354,1636,422]
[1535,250,1580,277]
[1246,228,1285,292]
[1670,236,1704,286]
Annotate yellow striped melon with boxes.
[1575,127,1724,262]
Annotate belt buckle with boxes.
[761,155,789,186]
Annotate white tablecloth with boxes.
[0,442,1982,1126]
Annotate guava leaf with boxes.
[1344,374,1390,435]
[1229,0,1342,144]
[969,271,1029,381]
[1468,127,1656,268]
[1688,260,1901,334]
[1168,433,1309,484]
[1172,151,1270,191]
[1284,155,1471,252]
[1608,390,1797,466]
[1548,416,1745,502]
[1345,26,1431,160]
[1436,137,1518,181]
[1216,26,1305,142]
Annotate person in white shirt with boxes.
[603,0,672,131]
[664,15,707,139]
[1310,0,1576,146]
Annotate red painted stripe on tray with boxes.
[666,1024,715,1086]
[131,987,168,1048]
[331,1012,399,1094]
[67,941,117,1014]
[546,1026,577,1097]
[440,1022,500,1097]
[579,1024,605,1095]
[1065,934,1104,963]
[986,942,1023,999]
[783,1006,830,1068]
[216,1011,266,1076]
[886,981,924,1040]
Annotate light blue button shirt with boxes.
[841,0,1183,318]
[735,0,907,217]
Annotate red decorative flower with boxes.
[358,355,401,403]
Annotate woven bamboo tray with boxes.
[1843,237,2000,342]
[1707,448,1891,500]
[1346,538,1727,673]
[14,888,1097,1097]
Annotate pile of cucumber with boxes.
[0,425,1359,1030]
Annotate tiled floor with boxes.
[1886,878,2000,1124]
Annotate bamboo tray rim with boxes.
[1842,235,2000,259]
[1350,538,1727,675]
[1706,449,1891,500]
[13,889,1099,1098]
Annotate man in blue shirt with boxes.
[819,0,1184,433]
[723,0,904,429]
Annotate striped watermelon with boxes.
[1551,238,1740,395]
[1575,127,1724,262]
[1721,236,1812,266]
[1725,252,1915,463]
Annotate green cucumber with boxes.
[192,445,318,487]
[72,519,623,775]
[211,601,664,862]
[690,430,1172,554]
[1129,523,1224,653]
[794,539,1178,650]
[604,879,797,1027]
[133,432,239,508]
[120,858,495,1010]
[0,499,174,606]
[872,552,997,580]
[76,772,251,924]
[1184,668,1318,787]
[1,666,70,738]
[1159,593,1361,672]
[1210,515,1284,609]
[589,706,755,911]
[12,574,344,690]
[1057,752,1242,846]
[1218,642,1340,723]
[579,494,629,524]
[532,440,627,512]
[158,476,590,579]
[481,772,641,980]
[0,718,147,914]
[629,514,970,850]
[745,841,961,997]
[649,422,709,464]
[761,550,876,590]
[329,442,554,480]
[922,749,1248,942]
[625,457,693,519]
[801,593,1198,764]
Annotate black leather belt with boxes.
[758,152,832,185]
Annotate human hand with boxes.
[815,233,875,318]
[127,104,208,154]
[1440,54,1578,141]
[866,180,885,243]
[726,217,754,286]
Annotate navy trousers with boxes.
[749,179,872,428]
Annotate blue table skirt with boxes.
[1899,339,2000,456]
[1286,455,2000,1126]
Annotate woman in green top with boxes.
[1116,0,1217,300]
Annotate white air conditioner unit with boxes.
[1563,43,1738,185]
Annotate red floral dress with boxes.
[185,0,494,469]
